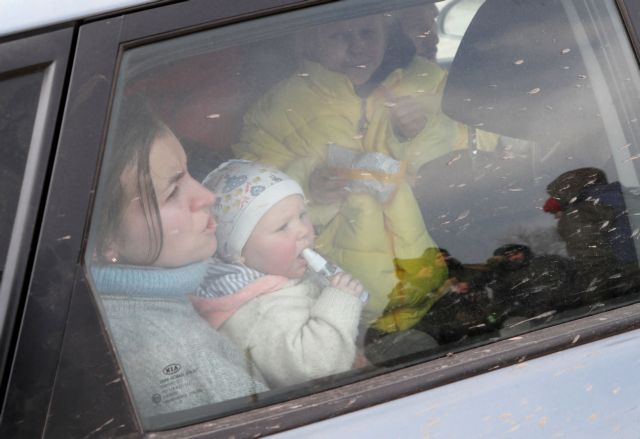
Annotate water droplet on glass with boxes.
[447,153,462,166]
[456,210,470,221]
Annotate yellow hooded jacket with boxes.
[233,57,454,331]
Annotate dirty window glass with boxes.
[85,0,640,430]
[0,70,43,284]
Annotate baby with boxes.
[191,160,366,388]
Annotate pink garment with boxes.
[190,275,289,328]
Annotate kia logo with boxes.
[163,363,182,375]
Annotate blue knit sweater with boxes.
[90,260,208,299]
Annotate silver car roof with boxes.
[0,0,160,38]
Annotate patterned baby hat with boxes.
[202,160,304,263]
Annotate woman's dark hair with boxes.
[94,96,169,265]
[357,13,415,97]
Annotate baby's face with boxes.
[242,195,314,279]
[309,14,387,86]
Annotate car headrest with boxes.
[442,0,603,145]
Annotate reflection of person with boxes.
[544,167,639,302]
[191,160,365,388]
[544,168,636,268]
[486,244,533,272]
[486,243,576,319]
[89,100,267,418]
[233,13,451,329]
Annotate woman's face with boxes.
[113,130,217,267]
[309,15,387,86]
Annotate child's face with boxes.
[114,131,218,267]
[242,195,314,278]
[399,3,439,60]
[309,15,387,86]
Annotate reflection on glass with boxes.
[441,0,486,37]
[85,0,640,429]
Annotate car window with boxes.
[84,0,640,431]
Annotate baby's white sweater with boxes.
[218,277,363,388]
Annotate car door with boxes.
[0,26,74,435]
[3,0,640,438]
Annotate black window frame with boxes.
[0,25,74,422]
[616,0,640,57]
[3,0,640,437]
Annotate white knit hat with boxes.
[203,160,304,263]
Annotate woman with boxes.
[88,98,266,420]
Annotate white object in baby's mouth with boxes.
[302,248,342,276]
[301,248,368,303]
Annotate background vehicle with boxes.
[2,0,640,437]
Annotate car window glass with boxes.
[441,0,485,37]
[84,0,640,430]
[0,70,43,284]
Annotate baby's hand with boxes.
[330,272,364,297]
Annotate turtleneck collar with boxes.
[90,260,208,300]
